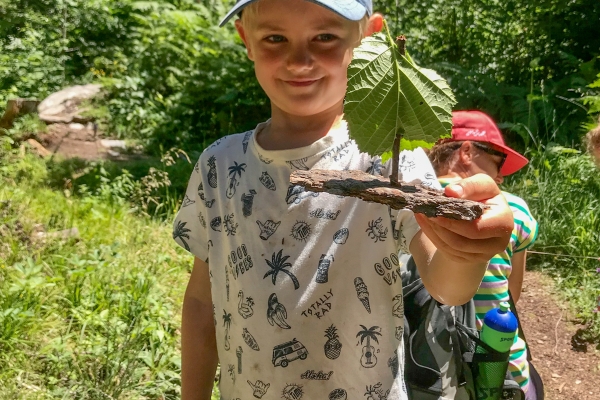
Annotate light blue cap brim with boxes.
[219,0,371,27]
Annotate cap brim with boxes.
[219,0,368,27]
[497,145,529,175]
[219,0,258,27]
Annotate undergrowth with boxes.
[0,144,226,398]
[505,143,600,344]
[0,150,191,398]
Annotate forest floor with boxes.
[34,123,600,399]
[520,271,600,399]
[37,122,146,161]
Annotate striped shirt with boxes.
[440,179,539,392]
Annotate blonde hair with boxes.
[239,0,369,40]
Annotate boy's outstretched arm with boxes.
[410,174,513,306]
[181,257,218,400]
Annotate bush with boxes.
[504,144,600,341]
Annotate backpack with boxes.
[400,254,543,400]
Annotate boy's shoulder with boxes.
[201,129,256,159]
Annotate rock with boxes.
[38,84,102,124]
[69,122,85,130]
[32,227,79,241]
[26,139,52,157]
[100,139,127,150]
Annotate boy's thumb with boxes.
[445,173,500,201]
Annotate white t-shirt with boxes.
[173,121,440,400]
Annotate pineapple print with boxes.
[324,324,342,360]
[207,156,218,188]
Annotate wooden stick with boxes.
[290,169,486,221]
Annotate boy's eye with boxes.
[266,35,286,43]
[316,34,336,42]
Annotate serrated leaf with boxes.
[344,30,456,156]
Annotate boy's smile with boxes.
[235,0,362,120]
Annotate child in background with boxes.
[428,110,540,400]
[173,2,513,399]
[585,116,600,166]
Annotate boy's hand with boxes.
[414,174,513,263]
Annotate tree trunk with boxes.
[0,99,40,130]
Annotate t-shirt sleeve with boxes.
[393,147,441,253]
[172,157,210,262]
[507,195,539,253]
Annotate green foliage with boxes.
[345,29,455,155]
[103,2,268,152]
[582,71,600,130]
[504,145,600,341]
[0,0,135,104]
[0,175,190,398]
[375,0,600,148]
[2,114,47,142]
[2,0,599,155]
[0,0,268,154]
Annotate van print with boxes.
[272,339,308,368]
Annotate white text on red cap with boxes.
[464,129,487,137]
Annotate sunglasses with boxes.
[472,142,507,173]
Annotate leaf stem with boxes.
[390,135,400,185]
[390,35,407,187]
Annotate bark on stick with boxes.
[290,169,486,221]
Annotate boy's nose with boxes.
[494,174,504,184]
[286,44,313,72]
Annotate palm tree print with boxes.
[173,220,191,251]
[223,310,232,350]
[263,249,300,290]
[357,325,382,368]
[226,161,247,199]
[366,158,384,175]
[223,310,232,330]
[357,325,382,346]
[228,161,247,178]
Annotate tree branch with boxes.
[290,169,486,221]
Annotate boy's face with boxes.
[236,0,363,118]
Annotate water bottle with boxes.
[474,301,518,400]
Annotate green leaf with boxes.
[344,29,456,156]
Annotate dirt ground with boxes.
[519,270,600,400]
[30,126,600,399]
[36,123,144,161]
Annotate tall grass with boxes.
[0,152,192,398]
[505,144,600,341]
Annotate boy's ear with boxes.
[364,13,384,37]
[235,19,254,61]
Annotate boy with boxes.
[173,1,513,399]
[428,110,541,399]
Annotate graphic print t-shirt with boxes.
[173,121,440,400]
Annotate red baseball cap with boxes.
[451,110,529,176]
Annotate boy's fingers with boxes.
[445,173,501,201]
[422,221,508,260]
[415,214,490,263]
[425,194,513,240]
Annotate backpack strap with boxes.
[440,303,467,387]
